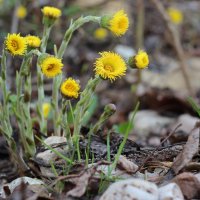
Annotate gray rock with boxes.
[100,178,158,200]
[159,183,184,200]
[0,177,44,198]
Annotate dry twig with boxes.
[135,123,182,172]
[151,0,194,96]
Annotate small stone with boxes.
[0,177,44,198]
[133,110,174,137]
[44,136,66,145]
[35,136,69,177]
[159,183,184,200]
[173,172,200,199]
[100,178,158,200]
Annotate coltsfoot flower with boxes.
[5,33,27,56]
[129,50,149,69]
[42,103,51,119]
[16,5,27,19]
[101,10,129,37]
[42,6,61,19]
[60,78,80,99]
[25,35,41,48]
[167,7,183,24]
[94,51,127,81]
[93,28,108,40]
[40,56,63,78]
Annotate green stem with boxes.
[136,0,144,84]
[0,50,12,135]
[72,76,101,160]
[52,16,101,136]
[36,135,73,165]
[41,25,52,53]
[61,100,73,149]
[91,104,116,134]
[24,72,36,155]
[68,100,75,126]
[58,16,101,58]
[37,25,52,134]
[52,76,61,135]
[109,102,140,176]
[15,51,36,157]
[0,51,28,169]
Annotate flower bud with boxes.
[128,50,149,69]
[104,103,116,117]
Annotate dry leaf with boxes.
[65,162,105,198]
[66,170,92,198]
[171,122,200,174]
[173,172,200,199]
[117,155,138,173]
[9,183,51,200]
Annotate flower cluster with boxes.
[1,4,153,167]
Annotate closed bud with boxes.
[104,103,116,116]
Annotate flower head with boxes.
[130,50,149,69]
[167,7,183,24]
[25,35,41,48]
[5,33,27,56]
[42,103,51,119]
[102,10,129,37]
[60,78,80,99]
[40,56,63,78]
[42,6,61,19]
[93,28,108,40]
[16,5,27,19]
[94,51,127,81]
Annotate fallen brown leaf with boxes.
[173,172,200,199]
[66,169,93,198]
[9,183,51,200]
[171,122,200,174]
[65,161,109,198]
[117,155,138,173]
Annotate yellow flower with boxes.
[167,7,183,24]
[94,51,127,81]
[25,35,41,48]
[40,56,63,78]
[93,28,108,40]
[134,50,149,69]
[60,78,80,99]
[16,5,27,19]
[42,103,51,119]
[5,33,27,56]
[108,10,129,36]
[42,6,61,19]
